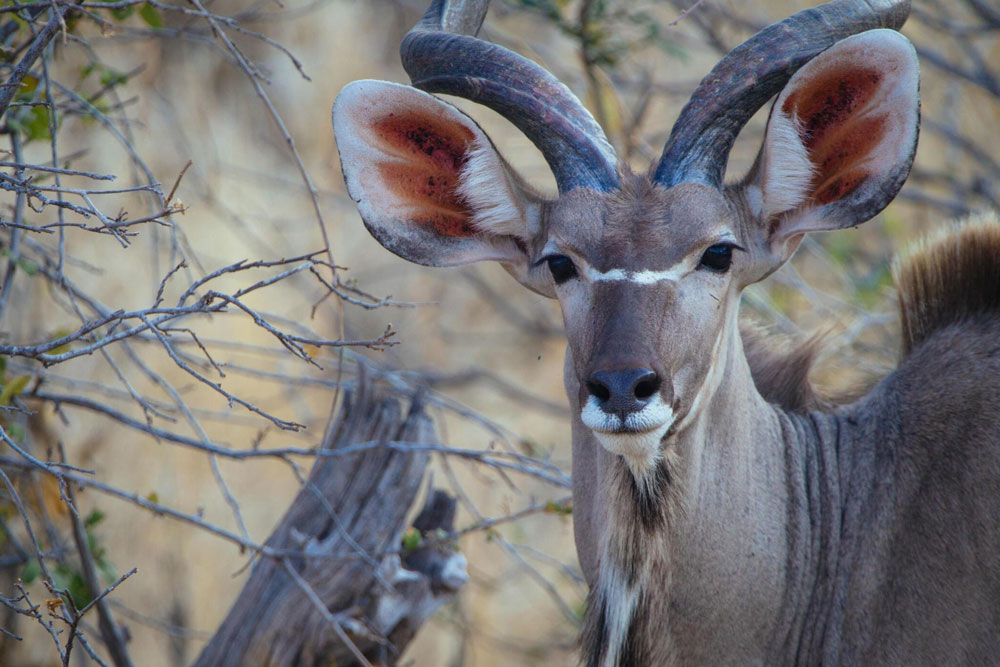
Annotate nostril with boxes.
[587,369,659,409]
[586,380,611,403]
[633,375,660,400]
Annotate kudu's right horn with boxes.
[400,0,620,194]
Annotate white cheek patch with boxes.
[581,395,675,476]
[581,263,688,285]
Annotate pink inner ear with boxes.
[782,66,889,205]
[372,111,477,238]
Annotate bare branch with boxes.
[0,1,79,117]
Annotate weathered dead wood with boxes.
[194,379,465,666]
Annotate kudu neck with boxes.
[586,313,794,665]
[667,312,784,494]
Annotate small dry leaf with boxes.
[39,474,68,519]
[45,598,64,613]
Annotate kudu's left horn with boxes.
[654,0,912,189]
[401,0,620,193]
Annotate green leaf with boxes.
[0,355,7,380]
[5,423,24,443]
[401,527,422,553]
[99,67,129,89]
[81,98,112,125]
[99,560,117,586]
[19,75,39,96]
[0,375,30,406]
[98,0,134,22]
[544,500,573,515]
[22,106,51,143]
[3,94,49,143]
[84,509,105,528]
[15,257,38,276]
[21,558,40,584]
[87,530,102,558]
[45,328,72,356]
[139,3,163,28]
[54,563,92,609]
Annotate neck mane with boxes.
[578,315,842,667]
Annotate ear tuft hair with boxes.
[761,109,816,220]
[334,79,546,270]
[456,137,538,239]
[749,29,919,249]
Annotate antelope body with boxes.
[333,0,1000,664]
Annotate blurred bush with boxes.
[0,0,997,665]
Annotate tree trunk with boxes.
[195,379,465,666]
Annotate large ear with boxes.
[333,80,551,294]
[746,29,919,258]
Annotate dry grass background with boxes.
[1,0,998,665]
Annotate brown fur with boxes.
[575,219,1000,666]
[739,320,830,411]
[894,212,1000,357]
[739,213,1000,412]
[337,13,981,665]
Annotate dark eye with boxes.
[699,244,736,273]
[546,255,578,284]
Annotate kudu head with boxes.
[333,0,919,479]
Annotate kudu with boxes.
[333,0,1000,664]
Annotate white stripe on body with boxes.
[599,564,640,667]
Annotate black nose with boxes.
[586,369,660,415]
